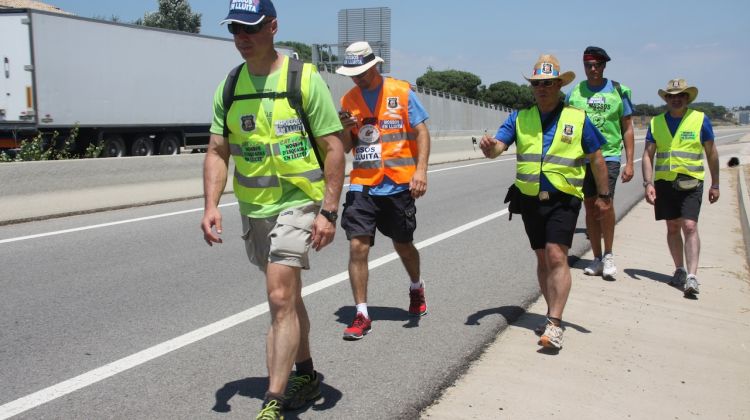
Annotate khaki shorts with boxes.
[241,203,319,271]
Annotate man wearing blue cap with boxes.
[201,1,345,418]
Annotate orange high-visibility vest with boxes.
[341,78,417,185]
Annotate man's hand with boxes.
[410,169,428,199]
[479,134,502,159]
[708,186,720,204]
[621,163,634,182]
[310,214,336,251]
[201,207,223,246]
[645,184,656,205]
[595,197,612,213]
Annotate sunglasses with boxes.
[584,61,605,69]
[665,93,688,99]
[530,79,558,87]
[228,21,269,35]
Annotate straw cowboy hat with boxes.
[524,54,576,86]
[658,78,699,104]
[335,41,384,77]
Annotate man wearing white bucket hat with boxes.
[335,41,432,341]
[480,54,611,350]
[642,78,720,298]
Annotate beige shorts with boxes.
[241,203,319,270]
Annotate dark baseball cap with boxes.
[221,0,276,26]
[583,46,611,62]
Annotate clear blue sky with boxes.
[47,0,750,107]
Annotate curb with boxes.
[738,165,750,269]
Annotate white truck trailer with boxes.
[0,8,254,157]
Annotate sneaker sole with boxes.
[342,329,371,340]
[684,288,699,296]
[538,336,562,349]
[284,390,322,410]
[408,309,428,317]
[583,270,602,276]
[602,272,617,280]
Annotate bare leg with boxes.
[392,240,421,283]
[666,219,685,269]
[265,263,303,396]
[348,236,371,304]
[542,243,572,321]
[584,197,602,258]
[682,219,700,275]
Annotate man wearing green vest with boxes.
[642,79,720,298]
[480,54,611,350]
[566,46,635,281]
[201,1,345,419]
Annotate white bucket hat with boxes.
[335,41,384,77]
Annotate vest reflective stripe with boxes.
[226,57,326,207]
[650,110,705,182]
[342,77,417,186]
[515,106,587,199]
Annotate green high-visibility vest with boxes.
[515,106,587,199]
[226,58,325,207]
[650,110,705,182]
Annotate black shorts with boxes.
[583,161,621,198]
[654,180,703,221]
[341,190,417,245]
[520,192,582,250]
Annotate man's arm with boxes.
[410,122,431,199]
[642,142,657,205]
[311,132,345,251]
[704,139,720,203]
[620,115,635,182]
[201,133,230,245]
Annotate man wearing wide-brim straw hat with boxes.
[642,78,720,298]
[480,54,612,350]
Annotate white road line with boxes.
[0,208,508,419]
[0,160,509,245]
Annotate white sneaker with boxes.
[583,258,603,276]
[684,275,700,296]
[538,322,564,349]
[602,253,617,279]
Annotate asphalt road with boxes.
[1,128,747,419]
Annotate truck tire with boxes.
[157,134,180,155]
[101,135,126,158]
[131,135,154,156]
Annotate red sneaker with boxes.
[343,312,372,340]
[408,287,428,316]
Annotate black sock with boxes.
[264,392,284,406]
[295,358,314,377]
[548,317,562,326]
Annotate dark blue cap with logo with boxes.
[221,0,276,26]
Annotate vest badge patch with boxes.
[680,131,697,141]
[358,124,381,144]
[279,136,309,161]
[241,142,266,163]
[380,119,403,130]
[387,97,399,109]
[240,114,256,132]
[275,118,304,136]
[561,124,575,144]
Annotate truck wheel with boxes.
[101,135,126,158]
[158,134,180,155]
[131,135,154,156]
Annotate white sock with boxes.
[410,280,423,290]
[356,303,369,319]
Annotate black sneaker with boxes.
[283,371,321,410]
[256,398,284,420]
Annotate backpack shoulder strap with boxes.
[222,62,244,138]
[612,80,623,98]
[286,57,324,170]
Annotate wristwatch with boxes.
[320,209,338,224]
[598,192,612,200]
[642,181,653,188]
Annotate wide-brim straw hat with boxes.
[523,54,575,87]
[658,78,699,104]
[335,41,384,77]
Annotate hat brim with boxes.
[658,87,698,104]
[335,57,384,77]
[220,13,266,26]
[524,70,576,87]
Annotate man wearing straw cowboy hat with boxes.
[480,54,611,350]
[641,78,720,298]
[335,41,431,341]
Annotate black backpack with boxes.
[221,57,324,169]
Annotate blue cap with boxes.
[221,0,276,26]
